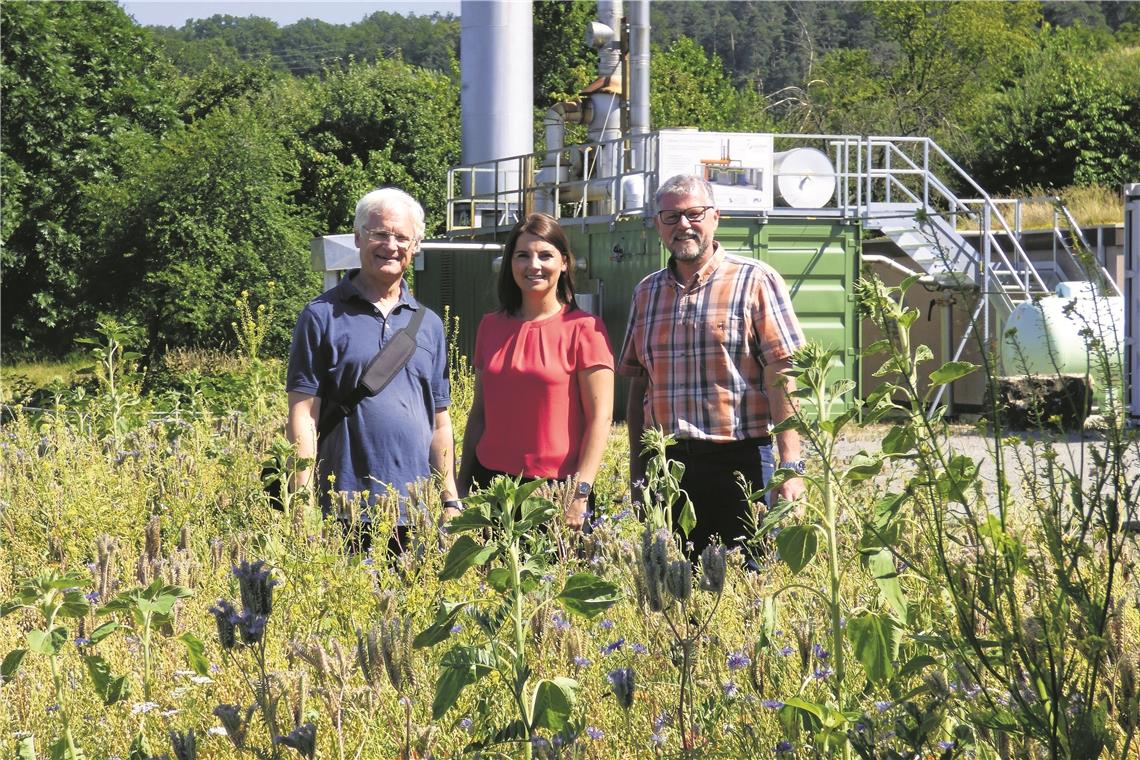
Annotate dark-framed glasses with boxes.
[364,228,415,249]
[656,206,714,225]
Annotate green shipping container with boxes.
[415,216,861,420]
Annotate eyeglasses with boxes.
[363,228,415,249]
[656,206,714,225]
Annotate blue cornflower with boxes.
[775,740,794,755]
[631,642,648,654]
[601,637,625,655]
[551,612,571,632]
[723,681,739,698]
[573,656,592,668]
[812,643,829,660]
[600,618,614,631]
[585,726,604,740]
[938,741,955,750]
[84,591,100,603]
[761,699,784,709]
[450,624,463,634]
[74,637,93,647]
[778,645,794,657]
[459,717,473,731]
[652,712,669,731]
[874,700,892,712]
[726,651,751,671]
[812,666,834,681]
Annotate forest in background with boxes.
[3,0,1139,358]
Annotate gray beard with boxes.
[669,234,708,261]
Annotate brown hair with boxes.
[497,213,578,315]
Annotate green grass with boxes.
[0,354,88,404]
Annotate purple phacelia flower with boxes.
[726,651,751,670]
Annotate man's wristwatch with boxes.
[574,481,592,499]
[442,499,463,511]
[779,460,807,476]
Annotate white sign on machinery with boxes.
[1127,183,1140,424]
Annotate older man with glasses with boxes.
[286,187,461,554]
[619,174,807,559]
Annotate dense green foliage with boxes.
[3,0,1139,358]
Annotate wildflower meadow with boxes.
[2,281,1138,759]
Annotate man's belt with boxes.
[669,436,772,456]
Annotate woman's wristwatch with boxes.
[442,499,463,511]
[779,460,807,475]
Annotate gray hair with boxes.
[354,188,426,240]
[655,174,716,208]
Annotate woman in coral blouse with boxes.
[457,213,614,530]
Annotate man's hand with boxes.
[441,499,463,525]
[775,475,806,504]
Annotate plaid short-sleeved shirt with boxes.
[617,243,805,441]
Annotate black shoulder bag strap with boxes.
[316,304,428,440]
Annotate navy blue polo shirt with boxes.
[286,271,450,521]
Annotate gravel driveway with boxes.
[825,421,1140,522]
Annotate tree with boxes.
[296,59,460,236]
[83,101,318,356]
[650,36,772,133]
[1,0,178,353]
[967,29,1140,191]
[533,0,597,104]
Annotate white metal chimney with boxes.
[460,0,534,194]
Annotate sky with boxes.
[119,0,461,27]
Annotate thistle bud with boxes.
[698,544,726,594]
[209,600,237,650]
[275,723,317,760]
[665,559,692,602]
[212,704,248,749]
[233,560,276,617]
[169,728,197,760]
[607,667,635,710]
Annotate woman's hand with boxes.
[565,495,589,531]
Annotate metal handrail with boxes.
[1056,203,1122,297]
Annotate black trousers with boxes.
[639,437,771,559]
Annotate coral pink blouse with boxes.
[473,307,613,479]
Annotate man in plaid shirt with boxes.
[619,174,807,557]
